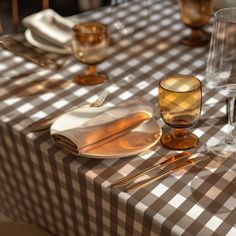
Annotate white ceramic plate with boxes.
[50,106,162,159]
[25,29,72,54]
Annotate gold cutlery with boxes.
[111,151,191,188]
[120,154,209,192]
[0,37,65,70]
[28,89,110,132]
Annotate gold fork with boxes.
[28,89,110,132]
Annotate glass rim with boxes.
[73,21,107,34]
[215,7,236,23]
[159,74,202,93]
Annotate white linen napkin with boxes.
[52,97,155,156]
[23,9,75,47]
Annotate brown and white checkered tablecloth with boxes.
[0,0,236,235]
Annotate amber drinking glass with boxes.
[159,75,202,150]
[179,0,212,47]
[72,22,109,86]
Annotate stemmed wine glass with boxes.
[179,0,212,47]
[159,74,202,150]
[72,22,109,86]
[205,8,236,159]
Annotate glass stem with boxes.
[226,96,235,144]
[85,65,96,75]
[191,29,202,40]
[173,128,187,139]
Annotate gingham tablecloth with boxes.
[0,0,236,235]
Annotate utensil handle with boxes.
[110,151,191,187]
[28,116,59,132]
[28,89,110,132]
[124,155,208,192]
[0,39,59,70]
[126,168,180,192]
[28,105,86,132]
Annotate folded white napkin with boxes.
[23,9,75,47]
[52,97,155,156]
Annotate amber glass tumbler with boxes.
[159,74,202,150]
[179,0,212,47]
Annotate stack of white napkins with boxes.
[51,97,155,156]
[23,9,75,50]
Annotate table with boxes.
[0,0,236,235]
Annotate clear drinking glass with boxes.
[179,0,212,47]
[159,74,202,150]
[72,22,109,86]
[205,8,236,159]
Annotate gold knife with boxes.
[123,154,209,192]
[111,151,191,188]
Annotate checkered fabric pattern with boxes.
[0,0,235,235]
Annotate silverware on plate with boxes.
[111,152,209,192]
[28,89,110,132]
